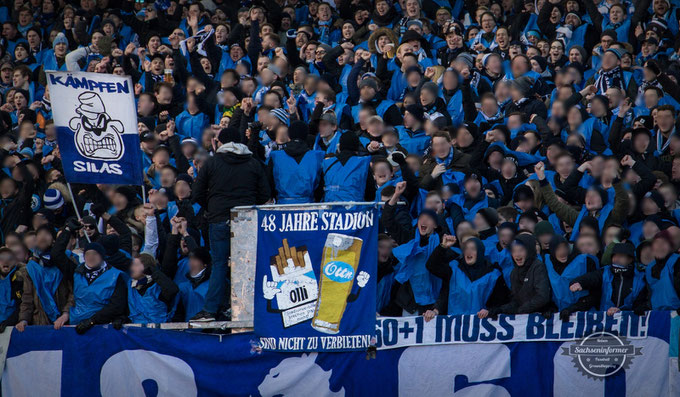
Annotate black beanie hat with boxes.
[218,127,241,144]
[579,216,600,234]
[633,116,654,130]
[644,190,666,212]
[644,214,664,229]
[99,234,120,256]
[631,127,652,140]
[530,55,548,72]
[418,209,439,226]
[115,186,138,204]
[339,132,360,152]
[589,186,608,207]
[190,247,212,266]
[176,173,193,186]
[478,208,499,227]
[498,221,518,233]
[289,120,309,141]
[84,242,106,258]
[612,242,635,259]
[513,185,535,202]
[405,104,426,123]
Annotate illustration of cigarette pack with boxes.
[269,239,319,327]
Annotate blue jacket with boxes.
[544,254,590,311]
[70,266,123,324]
[128,282,169,324]
[175,110,210,141]
[179,279,209,321]
[447,260,500,315]
[323,156,370,202]
[271,150,324,204]
[645,254,680,310]
[25,260,62,322]
[0,267,18,322]
[393,232,441,306]
[396,126,431,155]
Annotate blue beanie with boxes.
[53,32,69,49]
[605,47,624,60]
[271,108,290,126]
[43,189,64,210]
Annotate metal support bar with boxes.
[121,321,254,330]
[233,201,405,210]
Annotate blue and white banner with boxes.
[254,206,378,352]
[46,71,143,185]
[376,311,650,349]
[1,312,675,397]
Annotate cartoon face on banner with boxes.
[46,71,143,185]
[68,92,125,160]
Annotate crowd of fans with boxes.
[0,0,680,334]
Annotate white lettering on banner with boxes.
[323,261,354,282]
[100,350,198,397]
[73,161,123,175]
[260,211,375,233]
[375,312,649,349]
[46,71,142,185]
[2,351,62,396]
[398,344,511,396]
[260,334,372,351]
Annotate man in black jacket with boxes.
[504,75,547,119]
[0,160,33,243]
[486,234,552,316]
[87,204,134,272]
[191,127,271,321]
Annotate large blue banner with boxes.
[254,206,378,352]
[46,71,143,185]
[1,312,675,396]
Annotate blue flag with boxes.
[255,205,378,352]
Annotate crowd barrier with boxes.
[1,311,678,396]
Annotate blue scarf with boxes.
[435,148,454,167]
[595,66,624,93]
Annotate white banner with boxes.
[46,71,142,185]
[376,311,650,349]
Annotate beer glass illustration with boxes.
[312,233,363,334]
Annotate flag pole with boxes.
[66,182,91,243]
[141,184,147,204]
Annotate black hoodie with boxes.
[489,234,551,315]
[192,143,271,223]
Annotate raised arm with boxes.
[536,162,580,226]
